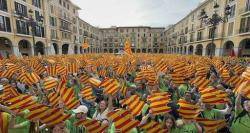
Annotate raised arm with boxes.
[0,104,16,116]
[108,94,113,111]
[235,93,243,114]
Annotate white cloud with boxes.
[71,0,201,28]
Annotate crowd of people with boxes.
[0,54,249,133]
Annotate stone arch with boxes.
[222,41,234,56]
[109,49,113,53]
[188,45,194,55]
[104,49,108,53]
[114,49,119,53]
[136,49,141,53]
[148,49,152,53]
[239,39,250,57]
[195,44,203,56]
[159,49,163,53]
[62,44,69,54]
[0,37,13,57]
[142,49,146,53]
[153,48,158,53]
[206,43,216,56]
[18,39,31,56]
[34,41,45,56]
[80,46,83,54]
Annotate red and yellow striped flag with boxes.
[67,63,79,74]
[242,67,250,81]
[48,92,60,107]
[224,76,246,88]
[147,93,171,115]
[59,87,79,110]
[121,95,145,116]
[79,74,90,85]
[178,99,200,120]
[80,86,96,101]
[4,95,34,110]
[18,72,40,85]
[196,117,227,133]
[75,119,108,133]
[124,39,133,55]
[107,109,140,133]
[40,108,71,126]
[154,60,168,73]
[235,81,250,99]
[46,65,58,77]
[190,76,210,89]
[99,78,120,95]
[43,78,58,91]
[139,121,168,133]
[88,78,101,87]
[200,87,229,105]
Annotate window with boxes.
[59,0,62,5]
[35,10,40,21]
[51,29,57,39]
[240,17,250,33]
[197,31,202,41]
[190,33,194,42]
[15,2,27,17]
[0,0,7,12]
[229,5,236,18]
[63,1,66,7]
[0,15,11,32]
[32,0,41,8]
[67,4,69,10]
[35,26,44,37]
[50,17,57,26]
[208,28,215,39]
[16,20,29,35]
[228,22,234,36]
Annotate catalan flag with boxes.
[224,76,246,88]
[74,119,108,133]
[139,121,168,133]
[80,86,96,101]
[46,65,58,77]
[190,76,210,89]
[99,78,120,95]
[43,77,58,91]
[242,67,250,81]
[154,60,168,73]
[124,39,133,55]
[107,109,140,133]
[196,117,227,133]
[4,95,34,110]
[200,87,229,105]
[121,95,145,116]
[59,87,79,110]
[178,99,200,120]
[235,81,250,99]
[40,108,71,126]
[147,93,171,115]
[48,92,60,107]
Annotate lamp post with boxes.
[199,1,231,58]
[17,9,43,56]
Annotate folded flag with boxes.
[235,81,250,99]
[224,76,246,88]
[190,76,210,89]
[88,78,101,87]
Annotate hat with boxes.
[73,105,88,114]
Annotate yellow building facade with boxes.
[165,0,250,57]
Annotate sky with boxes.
[71,0,203,28]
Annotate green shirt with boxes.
[65,113,87,133]
[159,77,169,92]
[175,123,198,133]
[178,84,188,97]
[9,110,30,133]
[231,109,250,133]
[201,109,223,120]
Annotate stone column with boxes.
[215,48,222,57]
[234,47,239,57]
[31,46,35,56]
[12,46,20,57]
[202,48,206,56]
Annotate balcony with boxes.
[58,14,72,23]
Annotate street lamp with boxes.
[17,9,43,55]
[199,1,231,58]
